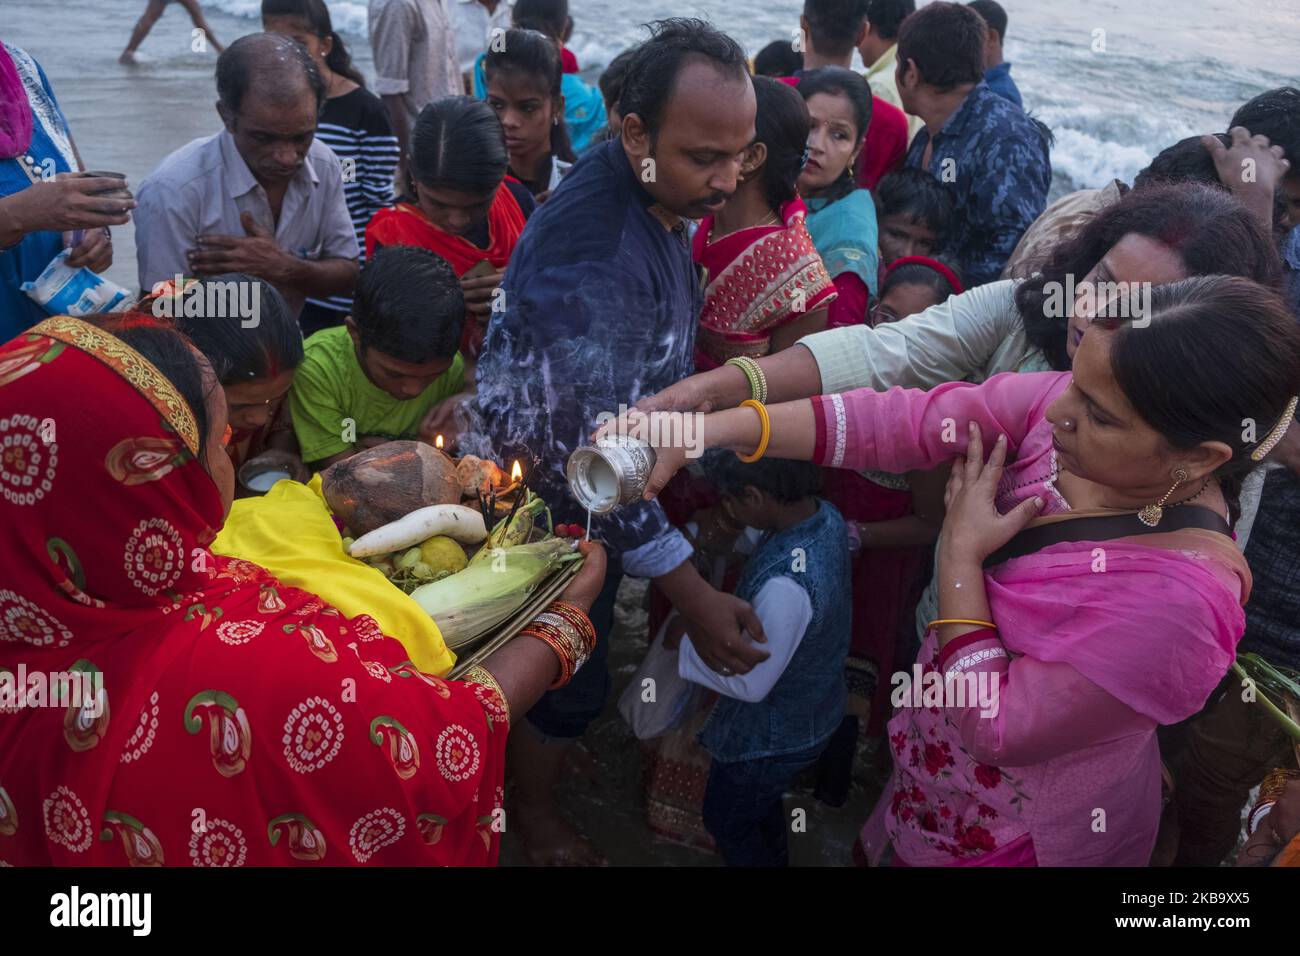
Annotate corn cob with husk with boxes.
[469,489,551,565]
[409,537,580,648]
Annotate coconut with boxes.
[321,441,461,535]
[456,454,507,499]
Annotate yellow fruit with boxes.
[419,535,468,576]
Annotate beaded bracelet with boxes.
[522,616,588,689]
[725,356,768,404]
[548,601,598,655]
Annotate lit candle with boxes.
[510,460,523,483]
[435,434,444,450]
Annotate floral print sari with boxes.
[0,318,509,865]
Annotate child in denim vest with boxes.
[672,452,852,866]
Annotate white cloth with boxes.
[1234,462,1281,552]
[451,0,513,74]
[800,278,1048,396]
[617,614,697,739]
[678,575,812,703]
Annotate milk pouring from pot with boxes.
[566,436,658,515]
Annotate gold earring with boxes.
[1138,467,1188,527]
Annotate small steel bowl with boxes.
[237,458,293,496]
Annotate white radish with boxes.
[349,504,487,557]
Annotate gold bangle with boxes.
[926,618,996,631]
[737,399,771,463]
[461,664,511,726]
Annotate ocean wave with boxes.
[1048,127,1157,193]
[203,0,369,36]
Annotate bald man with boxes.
[135,33,359,316]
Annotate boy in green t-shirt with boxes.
[290,246,469,470]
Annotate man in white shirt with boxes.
[451,0,513,88]
[369,0,461,185]
[134,34,359,317]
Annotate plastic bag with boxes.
[21,250,133,316]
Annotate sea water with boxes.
[9,0,1298,294]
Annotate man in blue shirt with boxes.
[463,18,760,864]
[898,2,1050,286]
[969,0,1023,109]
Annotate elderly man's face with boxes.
[218,86,319,185]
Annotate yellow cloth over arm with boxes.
[211,475,456,676]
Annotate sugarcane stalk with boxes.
[1232,660,1300,744]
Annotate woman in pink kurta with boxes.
[814,370,1249,865]
[608,275,1300,866]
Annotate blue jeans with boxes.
[523,569,621,739]
[702,743,825,867]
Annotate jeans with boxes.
[702,743,824,867]
[523,569,622,739]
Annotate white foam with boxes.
[203,0,370,37]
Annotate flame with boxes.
[510,460,523,483]
[435,434,444,450]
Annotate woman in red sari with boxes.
[693,76,836,371]
[0,315,604,866]
[365,97,532,364]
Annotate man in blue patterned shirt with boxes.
[462,18,762,864]
[897,2,1050,286]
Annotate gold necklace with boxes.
[709,210,779,243]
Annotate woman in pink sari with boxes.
[606,275,1300,865]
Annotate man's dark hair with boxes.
[1230,87,1300,168]
[351,246,464,362]
[617,18,749,139]
[895,1,985,91]
[511,0,568,40]
[874,167,953,234]
[753,39,803,78]
[216,32,326,115]
[802,0,868,59]
[865,0,915,40]
[967,0,1007,43]
[598,46,640,110]
[1133,133,1230,191]
[703,450,823,503]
